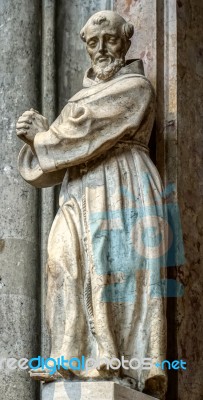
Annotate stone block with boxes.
[42,381,157,400]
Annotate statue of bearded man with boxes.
[16,11,167,399]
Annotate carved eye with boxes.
[88,40,97,48]
[107,36,117,44]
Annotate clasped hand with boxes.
[16,108,49,149]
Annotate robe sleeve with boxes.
[18,144,66,188]
[33,76,155,172]
[18,114,66,188]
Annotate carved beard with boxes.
[92,58,125,81]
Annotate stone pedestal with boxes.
[42,381,157,400]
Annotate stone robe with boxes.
[18,60,167,390]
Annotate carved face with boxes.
[85,22,126,68]
[85,21,129,80]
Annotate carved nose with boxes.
[98,40,105,54]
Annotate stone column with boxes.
[40,0,56,361]
[155,2,179,397]
[0,1,41,399]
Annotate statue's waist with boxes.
[114,139,149,152]
[74,140,149,174]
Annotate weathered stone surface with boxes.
[42,381,157,400]
[0,295,39,398]
[40,0,57,361]
[0,0,41,398]
[176,1,203,399]
[114,0,157,88]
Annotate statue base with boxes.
[41,381,158,400]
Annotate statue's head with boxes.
[80,11,134,80]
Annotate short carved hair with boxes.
[80,11,134,43]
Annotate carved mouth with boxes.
[98,57,108,62]
[96,55,112,64]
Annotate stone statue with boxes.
[16,11,167,399]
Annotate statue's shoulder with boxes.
[112,58,155,94]
[115,72,153,86]
[111,73,155,99]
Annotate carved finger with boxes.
[30,108,40,114]
[16,122,30,129]
[21,111,35,117]
[16,129,28,136]
[17,117,32,124]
